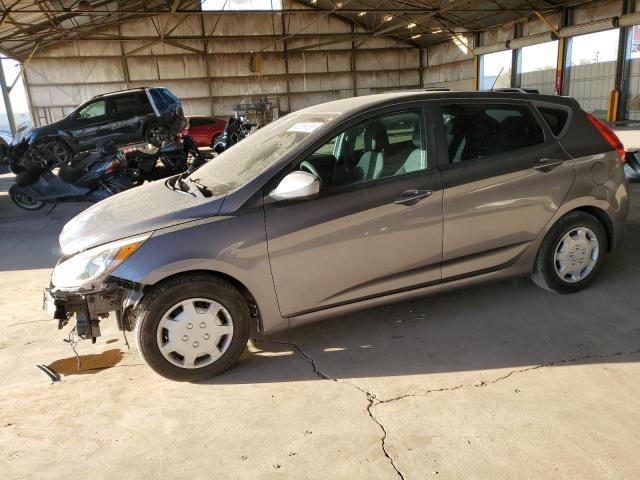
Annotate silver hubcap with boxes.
[157,298,234,369]
[553,227,600,283]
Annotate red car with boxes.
[177,115,227,148]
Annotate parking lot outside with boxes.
[1,129,639,478]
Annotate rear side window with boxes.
[150,89,169,110]
[160,88,179,104]
[440,103,545,163]
[537,106,569,136]
[112,93,151,115]
[189,117,213,127]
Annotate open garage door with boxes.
[624,25,640,121]
[566,29,620,120]
[518,41,559,95]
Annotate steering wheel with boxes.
[299,160,320,179]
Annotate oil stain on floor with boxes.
[48,349,124,376]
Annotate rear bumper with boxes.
[609,178,630,252]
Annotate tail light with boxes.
[103,159,121,174]
[585,112,625,162]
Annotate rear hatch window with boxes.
[537,106,569,136]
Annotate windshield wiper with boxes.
[176,173,211,197]
[188,177,212,197]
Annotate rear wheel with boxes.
[531,211,607,294]
[134,274,250,381]
[145,123,172,147]
[0,143,8,165]
[9,187,44,210]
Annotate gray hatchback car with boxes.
[44,91,630,380]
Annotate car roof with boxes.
[91,87,148,99]
[298,90,576,116]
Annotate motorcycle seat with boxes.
[131,151,158,161]
[59,155,101,183]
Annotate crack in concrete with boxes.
[376,347,640,405]
[255,338,640,480]
[254,338,405,479]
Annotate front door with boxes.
[435,100,576,279]
[264,104,444,317]
[69,98,111,148]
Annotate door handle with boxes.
[394,189,434,205]
[533,158,563,172]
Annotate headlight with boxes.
[52,234,150,288]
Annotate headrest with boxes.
[364,122,388,151]
[500,116,529,136]
[412,127,421,148]
[449,114,472,136]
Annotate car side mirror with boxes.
[269,171,320,201]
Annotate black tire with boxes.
[531,211,607,294]
[134,273,250,381]
[44,140,72,165]
[9,186,45,210]
[145,123,172,147]
[0,143,7,165]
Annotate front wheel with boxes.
[134,274,250,381]
[44,140,72,165]
[9,186,44,210]
[531,211,607,294]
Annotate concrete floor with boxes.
[1,165,640,479]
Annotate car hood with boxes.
[59,178,225,256]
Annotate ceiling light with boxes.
[310,0,317,4]
[432,28,443,34]
[336,2,343,8]
[383,15,393,22]
[411,34,422,39]
[407,23,416,29]
[358,11,367,16]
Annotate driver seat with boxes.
[354,121,387,182]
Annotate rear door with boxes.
[110,92,154,143]
[435,99,576,279]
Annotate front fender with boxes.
[110,211,288,334]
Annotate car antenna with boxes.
[490,67,504,91]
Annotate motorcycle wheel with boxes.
[10,189,45,210]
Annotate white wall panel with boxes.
[568,60,616,117]
[288,72,352,92]
[287,51,351,74]
[27,58,125,84]
[520,69,555,95]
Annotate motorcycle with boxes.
[7,139,133,211]
[211,117,255,154]
[125,134,211,184]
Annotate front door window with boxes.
[295,109,427,191]
[77,100,106,119]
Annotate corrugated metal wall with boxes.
[23,6,440,126]
[22,1,479,126]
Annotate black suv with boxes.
[12,87,186,163]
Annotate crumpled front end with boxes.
[44,274,143,341]
[44,233,152,341]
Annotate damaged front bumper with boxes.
[44,279,142,341]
